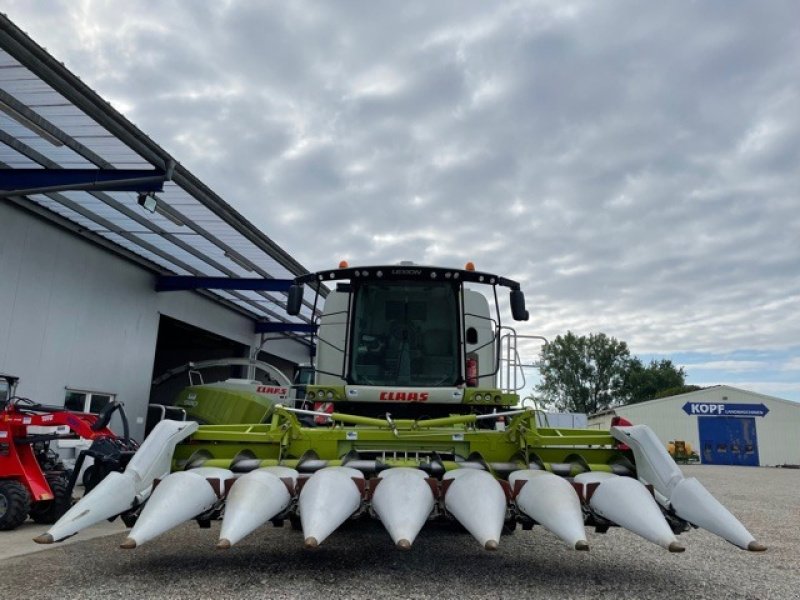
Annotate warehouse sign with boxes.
[682,402,769,417]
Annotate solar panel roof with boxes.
[0,14,320,327]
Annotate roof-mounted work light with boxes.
[137,192,157,213]
[137,192,184,227]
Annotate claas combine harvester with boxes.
[36,263,765,554]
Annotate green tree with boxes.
[536,332,633,414]
[622,359,687,404]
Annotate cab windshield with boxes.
[0,380,9,408]
[349,282,459,386]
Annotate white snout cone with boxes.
[36,471,137,543]
[443,469,506,550]
[299,466,364,548]
[38,420,198,544]
[574,472,683,552]
[217,467,299,549]
[121,467,232,549]
[670,477,765,551]
[509,470,589,550]
[372,468,434,549]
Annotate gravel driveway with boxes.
[0,465,797,600]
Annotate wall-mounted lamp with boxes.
[224,250,254,272]
[137,192,184,226]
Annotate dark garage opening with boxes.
[149,315,249,407]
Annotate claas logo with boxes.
[256,386,288,395]
[379,391,429,402]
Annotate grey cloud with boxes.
[3,0,799,361]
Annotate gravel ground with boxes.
[0,465,797,600]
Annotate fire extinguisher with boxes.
[466,353,478,387]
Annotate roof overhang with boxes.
[0,14,324,333]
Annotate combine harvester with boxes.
[36,262,766,554]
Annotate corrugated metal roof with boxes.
[0,13,319,326]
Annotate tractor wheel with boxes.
[83,464,112,494]
[29,474,72,524]
[0,480,32,530]
[82,465,96,489]
[289,513,303,531]
[502,518,517,535]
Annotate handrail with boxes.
[498,331,547,393]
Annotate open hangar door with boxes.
[149,315,249,409]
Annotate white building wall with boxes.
[0,202,160,439]
[0,202,308,439]
[734,394,800,466]
[258,336,312,367]
[589,398,700,448]
[588,386,800,466]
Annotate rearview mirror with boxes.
[510,289,529,321]
[287,284,304,316]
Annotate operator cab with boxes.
[0,374,19,410]
[287,263,529,420]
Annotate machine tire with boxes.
[82,465,96,488]
[0,480,32,530]
[502,518,517,535]
[83,463,112,493]
[29,474,72,524]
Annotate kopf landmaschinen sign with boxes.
[682,402,769,417]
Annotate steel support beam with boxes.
[156,276,294,292]
[254,322,317,334]
[0,168,167,196]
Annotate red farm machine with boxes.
[0,374,138,530]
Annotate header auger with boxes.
[36,262,766,554]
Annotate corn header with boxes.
[36,262,765,554]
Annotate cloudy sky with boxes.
[4,1,799,400]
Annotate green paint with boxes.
[172,405,628,475]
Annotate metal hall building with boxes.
[0,14,319,441]
[588,386,800,467]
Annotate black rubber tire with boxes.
[0,480,32,531]
[83,463,113,494]
[81,465,96,488]
[502,518,517,535]
[29,474,72,524]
